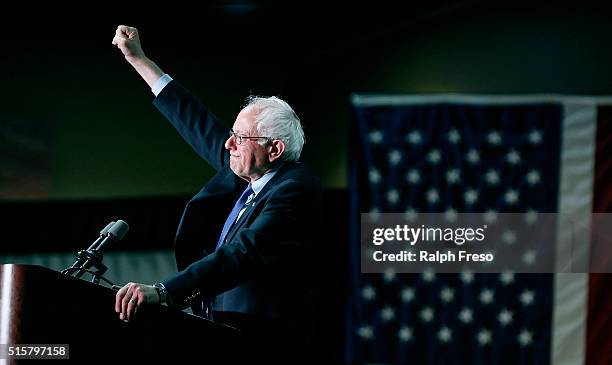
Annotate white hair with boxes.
[244,95,305,162]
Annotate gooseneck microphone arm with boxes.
[64,221,115,272]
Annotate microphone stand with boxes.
[62,220,129,285]
[69,249,109,284]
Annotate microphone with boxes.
[93,220,129,254]
[86,221,116,251]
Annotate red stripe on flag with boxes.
[586,106,612,365]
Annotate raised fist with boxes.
[112,25,146,63]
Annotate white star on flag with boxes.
[464,189,479,205]
[525,209,538,225]
[428,149,442,164]
[500,271,515,285]
[526,169,541,185]
[504,189,519,205]
[406,169,421,184]
[422,268,436,282]
[485,169,500,185]
[440,287,455,303]
[380,306,396,321]
[368,208,381,222]
[404,208,418,222]
[498,308,514,326]
[444,208,458,223]
[420,307,435,322]
[447,129,461,144]
[386,189,400,204]
[357,325,374,340]
[518,329,533,347]
[406,130,422,145]
[466,149,480,164]
[506,149,522,165]
[398,326,413,342]
[458,308,473,324]
[519,289,535,306]
[362,285,376,301]
[479,289,495,305]
[460,271,474,284]
[388,150,402,165]
[528,129,542,144]
[438,327,452,343]
[487,130,502,145]
[477,329,493,345]
[446,168,460,184]
[368,130,383,144]
[401,287,415,302]
[369,169,381,184]
[383,268,396,283]
[483,209,498,224]
[523,250,537,265]
[502,230,517,245]
[426,189,440,204]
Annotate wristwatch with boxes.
[153,283,169,304]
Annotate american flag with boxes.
[346,95,612,365]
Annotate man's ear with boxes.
[267,140,286,163]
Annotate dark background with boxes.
[2,0,612,361]
[3,0,612,198]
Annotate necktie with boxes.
[215,186,255,250]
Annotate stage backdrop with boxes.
[346,94,611,365]
[0,117,49,199]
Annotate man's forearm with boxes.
[127,56,165,89]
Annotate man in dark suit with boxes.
[111,25,320,353]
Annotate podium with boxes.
[0,264,246,361]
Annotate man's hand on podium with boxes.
[114,282,160,322]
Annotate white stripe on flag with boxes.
[552,102,597,365]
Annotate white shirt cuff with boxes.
[152,74,173,96]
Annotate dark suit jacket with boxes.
[154,81,321,329]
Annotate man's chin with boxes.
[229,164,242,176]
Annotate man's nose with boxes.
[225,135,235,150]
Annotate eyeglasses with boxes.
[229,129,271,145]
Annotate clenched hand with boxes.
[112,25,146,63]
[115,282,159,322]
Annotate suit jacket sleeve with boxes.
[153,80,229,171]
[161,178,316,309]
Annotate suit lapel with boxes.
[223,162,296,244]
[175,167,247,262]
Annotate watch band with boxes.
[153,283,169,304]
